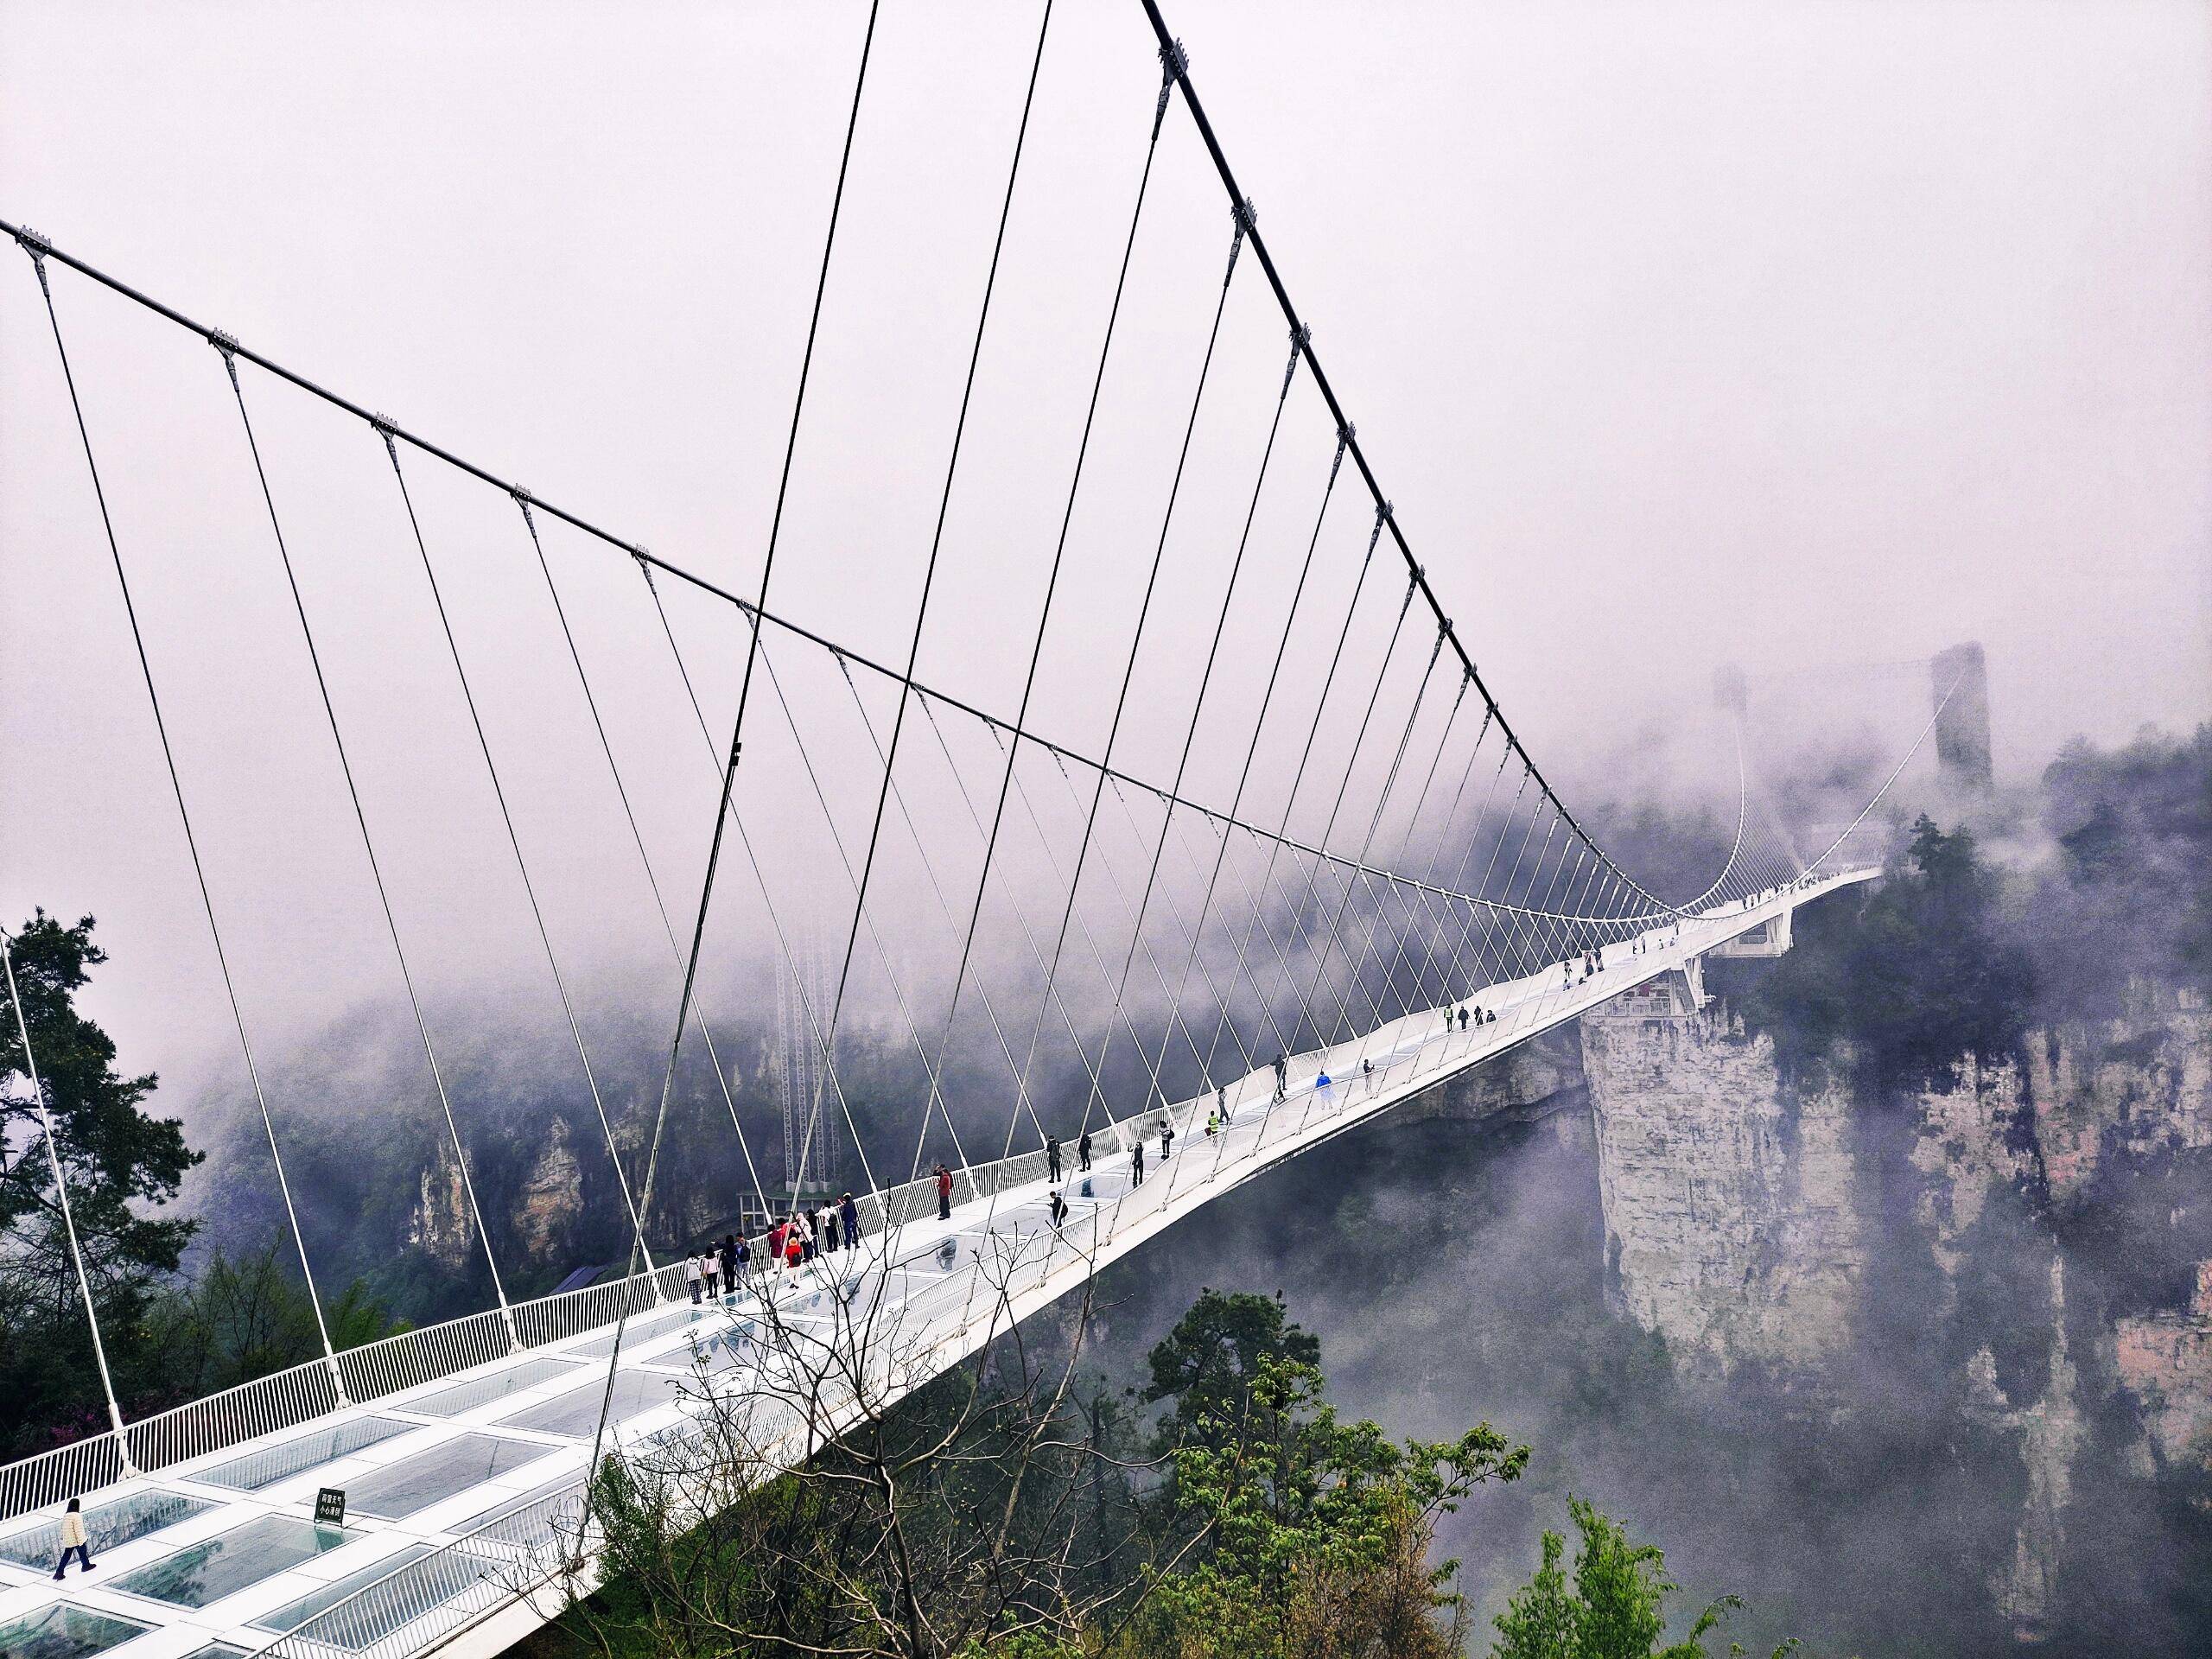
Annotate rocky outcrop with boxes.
[1962,1255,2088,1642]
[406,1138,475,1270]
[512,1116,583,1262]
[1567,967,2209,1637]
[1579,970,1869,1383]
[2114,1260,2212,1473]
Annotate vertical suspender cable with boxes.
[799,0,1055,1213]
[1173,429,1346,1084]
[1084,318,1292,1132]
[1026,204,1241,1155]
[515,502,771,1230]
[21,245,344,1398]
[915,44,1177,1190]
[378,441,654,1271]
[3,931,132,1459]
[588,0,883,1493]
[221,373,517,1348]
[631,0,881,1274]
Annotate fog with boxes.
[3,0,2206,1117]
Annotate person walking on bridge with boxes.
[1077,1130,1092,1173]
[1047,1135,1062,1183]
[1130,1139,1146,1186]
[51,1498,93,1580]
[720,1233,739,1292]
[840,1192,860,1253]
[935,1162,954,1221]
[1159,1117,1174,1161]
[1217,1082,1230,1123]
[684,1252,703,1304]
[1273,1052,1288,1103]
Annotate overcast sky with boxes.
[3,0,2207,1080]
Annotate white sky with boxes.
[3,0,2207,1084]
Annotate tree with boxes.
[1,911,200,1453]
[1491,1498,1790,1659]
[1128,1293,1529,1659]
[1747,817,2032,1092]
[143,1242,409,1407]
[1142,1287,1319,1454]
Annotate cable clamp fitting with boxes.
[1358,499,1393,568]
[207,328,242,386]
[1281,323,1310,399]
[510,484,537,533]
[1224,196,1255,289]
[16,225,52,296]
[1154,39,1189,137]
[369,411,399,464]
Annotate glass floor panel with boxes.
[193,1416,415,1493]
[107,1513,354,1608]
[561,1307,707,1360]
[495,1371,684,1438]
[0,1603,151,1659]
[254,1546,495,1651]
[645,1324,760,1375]
[341,1433,556,1521]
[453,1474,586,1547]
[180,1646,248,1659]
[404,1357,582,1418]
[252,1543,429,1632]
[0,1490,216,1568]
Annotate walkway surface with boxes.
[0,875,1868,1659]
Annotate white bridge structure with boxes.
[0,5,1944,1658]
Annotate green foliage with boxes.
[1746,817,2033,1091]
[1,911,200,1453]
[1143,1287,1320,1454]
[2033,724,2212,1012]
[141,1243,408,1406]
[1491,1499,1788,1659]
[1125,1291,1529,1658]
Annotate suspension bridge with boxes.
[0,5,1942,1658]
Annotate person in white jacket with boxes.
[53,1497,94,1578]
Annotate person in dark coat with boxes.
[1130,1140,1146,1186]
[1273,1053,1288,1103]
[1046,1135,1062,1183]
[840,1192,861,1251]
[1077,1131,1092,1172]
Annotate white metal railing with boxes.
[336,1309,512,1406]
[0,1431,125,1524]
[124,1359,341,1479]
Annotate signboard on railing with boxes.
[315,1487,346,1527]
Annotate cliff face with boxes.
[1571,970,2209,1638]
[405,1137,476,1271]
[1580,973,1869,1384]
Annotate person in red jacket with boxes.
[935,1162,954,1220]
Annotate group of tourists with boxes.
[683,1190,865,1301]
[1452,1003,1494,1030]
